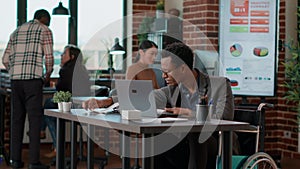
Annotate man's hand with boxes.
[44,75,51,86]
[82,98,99,110]
[164,107,192,116]
[82,98,113,110]
[43,69,53,86]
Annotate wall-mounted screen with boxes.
[219,0,278,96]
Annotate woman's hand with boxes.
[82,98,113,110]
[164,107,192,116]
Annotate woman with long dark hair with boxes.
[126,40,159,89]
[82,40,160,109]
[43,45,91,158]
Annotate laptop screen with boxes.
[115,80,158,118]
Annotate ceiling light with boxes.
[52,2,69,15]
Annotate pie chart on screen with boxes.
[230,43,243,57]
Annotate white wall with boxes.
[165,0,183,18]
[285,0,298,59]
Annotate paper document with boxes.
[133,117,188,123]
[157,109,178,117]
[159,117,188,123]
[90,102,119,114]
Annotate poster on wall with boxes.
[219,0,278,96]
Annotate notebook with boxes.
[115,80,187,122]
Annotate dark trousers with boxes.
[11,79,43,164]
[154,133,217,169]
[188,133,218,169]
[154,136,189,169]
[188,133,207,169]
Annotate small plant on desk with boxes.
[52,91,72,112]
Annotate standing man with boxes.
[2,9,53,169]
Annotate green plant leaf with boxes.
[282,35,300,116]
[52,91,72,103]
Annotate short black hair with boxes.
[34,9,50,20]
[162,42,194,70]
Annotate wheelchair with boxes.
[217,103,278,169]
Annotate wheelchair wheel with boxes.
[242,152,277,169]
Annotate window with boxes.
[28,0,69,78]
[1,0,125,77]
[0,1,16,69]
[78,0,124,75]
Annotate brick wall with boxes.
[132,0,300,162]
[183,0,219,51]
[275,0,300,159]
[132,0,156,51]
[182,0,300,161]
[3,95,10,150]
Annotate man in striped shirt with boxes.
[2,9,53,169]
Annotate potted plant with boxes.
[282,41,300,110]
[137,17,155,43]
[156,0,164,11]
[282,9,300,113]
[52,91,72,112]
[282,23,300,151]
[156,0,165,18]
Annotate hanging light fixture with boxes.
[52,1,69,15]
[108,38,125,78]
[109,38,125,55]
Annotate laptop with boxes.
[115,80,187,122]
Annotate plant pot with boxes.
[57,102,63,112]
[156,10,164,18]
[62,102,72,112]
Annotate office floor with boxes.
[0,143,138,169]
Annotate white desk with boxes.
[45,109,251,169]
[71,96,107,105]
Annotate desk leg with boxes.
[70,121,77,169]
[104,128,110,155]
[122,131,130,169]
[56,118,66,169]
[222,131,232,169]
[78,126,86,161]
[142,133,154,169]
[87,124,94,169]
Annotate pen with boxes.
[208,98,213,105]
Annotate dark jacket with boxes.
[153,69,237,169]
[56,59,91,96]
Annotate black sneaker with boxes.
[10,161,24,169]
[28,162,49,169]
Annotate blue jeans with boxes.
[43,115,56,148]
[43,98,57,149]
[41,116,47,131]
